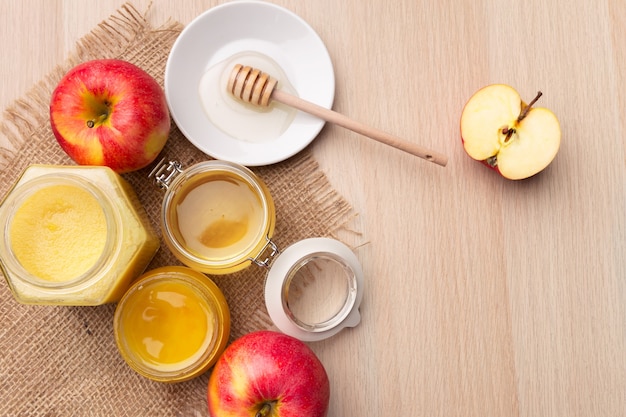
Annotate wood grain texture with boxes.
[1,1,624,416]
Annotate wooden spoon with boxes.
[227,64,448,167]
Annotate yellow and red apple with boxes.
[50,59,170,173]
[460,84,561,180]
[208,330,330,417]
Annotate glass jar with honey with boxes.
[113,266,230,382]
[152,159,276,275]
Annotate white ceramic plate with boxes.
[165,0,335,166]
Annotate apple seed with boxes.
[502,126,516,145]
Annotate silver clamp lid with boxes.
[264,238,364,342]
[148,158,183,190]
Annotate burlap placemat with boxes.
[0,4,357,416]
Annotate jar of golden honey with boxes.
[150,159,365,342]
[0,165,159,305]
[113,266,230,382]
[151,159,276,275]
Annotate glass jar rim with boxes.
[282,252,358,332]
[113,266,230,382]
[0,173,120,291]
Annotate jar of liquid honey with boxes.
[151,159,276,275]
[151,159,364,342]
[113,266,230,382]
[0,165,159,305]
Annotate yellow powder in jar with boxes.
[9,184,107,282]
[121,280,214,369]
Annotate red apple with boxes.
[460,84,561,180]
[208,330,330,417]
[50,59,170,173]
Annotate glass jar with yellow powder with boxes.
[113,266,230,382]
[0,165,159,305]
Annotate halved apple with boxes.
[460,84,561,180]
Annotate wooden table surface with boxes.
[1,1,625,416]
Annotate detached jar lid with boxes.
[264,238,364,342]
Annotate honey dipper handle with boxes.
[271,89,448,167]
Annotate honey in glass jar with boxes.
[113,266,230,382]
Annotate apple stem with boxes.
[87,103,112,129]
[518,91,543,122]
[256,402,274,417]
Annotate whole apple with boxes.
[460,84,561,180]
[50,59,170,173]
[208,330,330,417]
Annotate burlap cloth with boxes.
[0,4,358,416]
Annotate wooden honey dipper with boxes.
[227,64,448,167]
